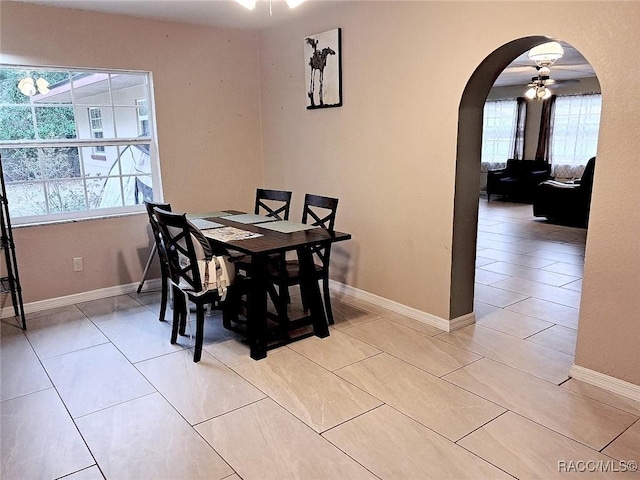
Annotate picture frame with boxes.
[304,28,342,109]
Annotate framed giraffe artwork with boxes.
[304,28,342,109]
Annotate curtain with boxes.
[511,97,527,160]
[535,95,557,163]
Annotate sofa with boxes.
[487,159,551,202]
[533,156,596,227]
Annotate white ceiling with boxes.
[11,0,330,31]
[13,0,597,88]
[494,43,596,88]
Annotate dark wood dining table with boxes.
[202,212,351,360]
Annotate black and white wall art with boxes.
[304,28,342,109]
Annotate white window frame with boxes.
[0,65,163,226]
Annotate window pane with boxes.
[111,73,148,106]
[72,72,111,105]
[41,147,81,179]
[30,70,72,104]
[122,176,139,206]
[0,147,41,180]
[6,182,47,217]
[85,177,111,209]
[551,94,601,167]
[482,100,517,163]
[81,145,119,177]
[75,106,114,140]
[113,107,144,138]
[0,68,32,104]
[0,106,35,141]
[35,106,76,139]
[96,176,124,208]
[46,180,87,213]
[134,175,154,204]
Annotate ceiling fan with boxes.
[524,42,579,100]
[525,66,558,100]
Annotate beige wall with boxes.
[257,2,640,384]
[0,2,264,301]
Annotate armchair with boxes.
[487,159,551,202]
[533,157,596,227]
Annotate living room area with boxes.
[469,41,599,363]
[479,41,600,229]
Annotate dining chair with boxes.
[153,208,242,362]
[255,188,293,220]
[270,194,339,325]
[144,200,172,322]
[234,188,294,270]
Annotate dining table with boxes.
[191,211,351,360]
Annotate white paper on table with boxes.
[202,226,263,242]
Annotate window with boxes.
[0,66,160,224]
[552,94,601,166]
[88,107,105,154]
[481,99,518,164]
[136,99,149,137]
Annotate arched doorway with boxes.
[451,37,599,336]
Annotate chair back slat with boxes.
[144,201,172,271]
[301,194,339,268]
[302,194,338,231]
[255,188,293,220]
[154,208,213,293]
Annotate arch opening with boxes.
[451,36,600,322]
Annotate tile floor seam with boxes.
[23,359,105,480]
[597,418,640,454]
[70,391,158,421]
[521,323,556,341]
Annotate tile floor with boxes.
[2,199,640,479]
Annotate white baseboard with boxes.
[5,278,477,336]
[1,278,162,319]
[328,280,475,332]
[570,364,640,403]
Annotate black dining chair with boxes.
[144,200,172,322]
[270,194,339,325]
[255,188,292,220]
[153,208,243,362]
[234,188,294,270]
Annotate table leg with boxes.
[297,246,330,338]
[247,255,268,360]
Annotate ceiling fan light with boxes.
[235,0,257,9]
[286,0,306,7]
[542,87,552,100]
[525,87,537,100]
[538,66,551,78]
[528,41,564,66]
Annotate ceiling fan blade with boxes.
[553,78,581,85]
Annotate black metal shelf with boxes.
[0,154,26,329]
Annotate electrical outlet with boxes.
[73,257,83,272]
